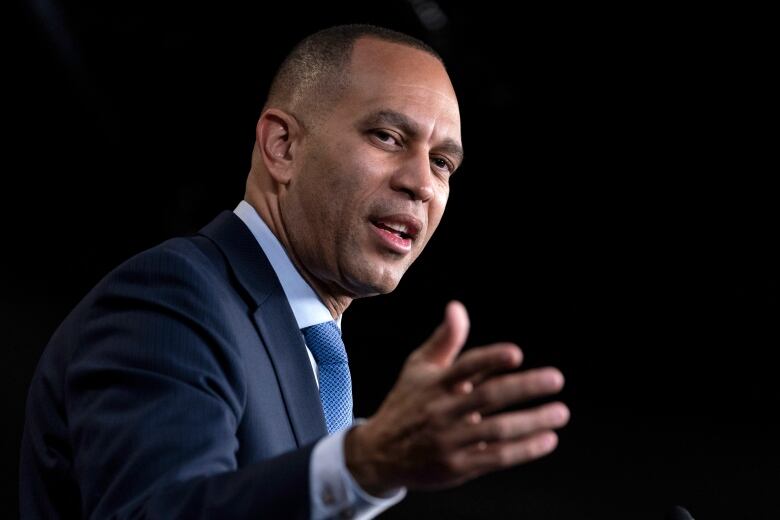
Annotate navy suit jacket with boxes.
[20,211,329,519]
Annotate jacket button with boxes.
[322,488,335,505]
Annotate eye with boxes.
[372,130,402,147]
[431,156,454,174]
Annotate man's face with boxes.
[282,38,462,298]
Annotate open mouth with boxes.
[369,214,422,240]
[372,221,413,240]
[369,216,421,254]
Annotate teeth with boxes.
[381,222,408,234]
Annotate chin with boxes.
[372,277,401,295]
[347,264,405,297]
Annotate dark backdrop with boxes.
[5,2,777,518]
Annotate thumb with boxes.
[417,300,470,367]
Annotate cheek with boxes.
[427,190,449,234]
[311,167,372,241]
[329,159,384,214]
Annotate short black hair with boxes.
[265,24,443,124]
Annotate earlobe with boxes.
[256,108,300,185]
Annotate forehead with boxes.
[336,38,461,142]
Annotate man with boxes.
[20,25,570,518]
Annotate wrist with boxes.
[344,422,396,496]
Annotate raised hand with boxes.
[345,301,570,495]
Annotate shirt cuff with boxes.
[310,421,406,519]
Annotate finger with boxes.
[459,348,525,388]
[416,301,470,367]
[442,367,565,419]
[445,402,569,449]
[440,343,522,388]
[460,431,560,477]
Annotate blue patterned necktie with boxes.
[301,321,353,433]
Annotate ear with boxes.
[256,108,303,185]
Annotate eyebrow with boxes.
[359,109,464,168]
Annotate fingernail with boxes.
[549,371,564,388]
[504,348,521,365]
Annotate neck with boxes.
[244,181,352,321]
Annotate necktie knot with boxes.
[301,321,347,365]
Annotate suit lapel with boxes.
[252,300,327,446]
[199,211,327,446]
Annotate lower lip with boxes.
[370,223,413,254]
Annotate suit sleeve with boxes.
[65,244,313,519]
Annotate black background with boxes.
[5,1,777,518]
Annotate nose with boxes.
[390,150,435,202]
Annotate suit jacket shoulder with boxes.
[20,211,326,519]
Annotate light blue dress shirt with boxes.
[234,201,406,519]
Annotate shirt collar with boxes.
[233,200,341,330]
